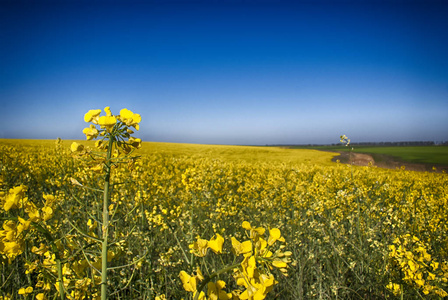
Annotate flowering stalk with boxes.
[71,107,142,300]
[340,134,353,179]
[101,135,114,300]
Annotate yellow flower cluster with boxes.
[73,106,142,156]
[388,234,448,297]
[181,222,291,300]
[70,107,142,176]
[189,233,225,257]
[119,108,142,130]
[235,222,290,299]
[83,107,141,135]
[179,268,208,300]
[182,167,201,192]
[0,186,55,263]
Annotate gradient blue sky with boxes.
[1,0,447,145]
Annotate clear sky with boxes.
[1,0,447,145]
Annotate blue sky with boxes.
[1,0,447,145]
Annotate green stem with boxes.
[33,222,66,299]
[167,223,190,265]
[189,193,195,269]
[101,135,114,300]
[56,256,65,300]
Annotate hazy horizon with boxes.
[1,1,447,145]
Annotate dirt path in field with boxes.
[331,151,448,173]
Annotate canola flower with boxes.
[1,135,447,299]
[387,234,448,297]
[73,107,142,158]
[0,186,56,263]
[0,184,64,299]
[71,107,142,300]
[181,222,291,300]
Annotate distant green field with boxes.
[302,145,448,165]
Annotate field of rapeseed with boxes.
[1,108,447,299]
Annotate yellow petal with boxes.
[18,286,33,295]
[196,267,204,281]
[272,260,287,268]
[120,108,134,119]
[254,227,266,236]
[4,193,18,211]
[133,113,142,123]
[216,280,226,289]
[41,206,53,221]
[207,282,218,299]
[98,116,117,127]
[242,221,252,230]
[84,109,101,123]
[241,241,253,255]
[104,106,112,116]
[36,293,47,300]
[208,234,224,254]
[179,271,195,292]
[268,228,281,245]
[70,142,84,153]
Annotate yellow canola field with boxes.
[1,139,447,299]
[140,141,338,165]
